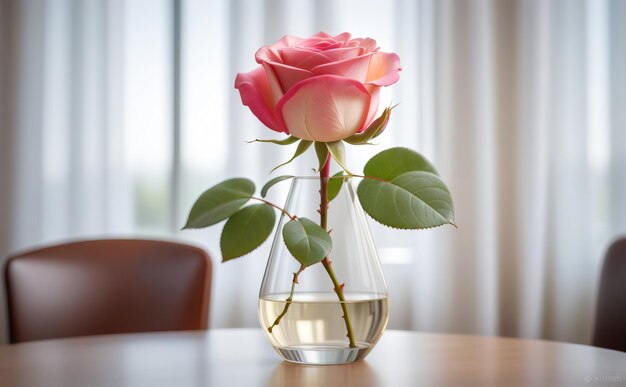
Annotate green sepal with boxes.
[247,136,300,146]
[271,140,313,173]
[326,141,354,175]
[314,142,330,172]
[344,106,393,145]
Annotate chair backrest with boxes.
[5,239,212,343]
[593,237,626,352]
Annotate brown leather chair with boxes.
[593,237,626,352]
[5,239,212,343]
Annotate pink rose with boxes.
[235,32,402,142]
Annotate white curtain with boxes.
[1,0,625,345]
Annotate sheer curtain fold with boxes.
[0,0,20,345]
[1,0,624,345]
[610,0,626,234]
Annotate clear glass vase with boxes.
[258,176,389,365]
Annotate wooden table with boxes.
[0,329,624,387]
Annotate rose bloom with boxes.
[235,32,401,142]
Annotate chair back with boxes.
[593,237,626,352]
[5,239,211,343]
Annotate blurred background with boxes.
[1,0,625,346]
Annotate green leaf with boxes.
[247,136,300,146]
[357,171,454,229]
[183,178,255,229]
[220,204,276,261]
[282,217,332,267]
[326,141,353,175]
[261,175,295,198]
[271,140,313,172]
[344,107,393,145]
[364,147,439,179]
[314,142,329,172]
[327,171,344,202]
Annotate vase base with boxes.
[275,344,370,365]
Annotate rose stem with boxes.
[319,154,357,348]
[267,264,304,333]
[251,197,297,220]
[261,196,300,333]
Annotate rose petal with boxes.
[297,37,332,46]
[333,32,352,42]
[365,52,402,86]
[275,75,371,142]
[313,41,344,50]
[266,61,314,93]
[312,31,332,39]
[364,85,381,130]
[235,67,283,133]
[350,38,377,53]
[298,38,343,51]
[321,47,364,62]
[312,53,373,83]
[256,46,282,63]
[261,62,284,103]
[255,35,302,63]
[276,34,301,47]
[279,47,321,68]
[279,47,363,70]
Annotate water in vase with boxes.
[259,292,389,364]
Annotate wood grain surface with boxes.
[0,329,624,387]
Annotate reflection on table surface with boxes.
[0,329,624,387]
